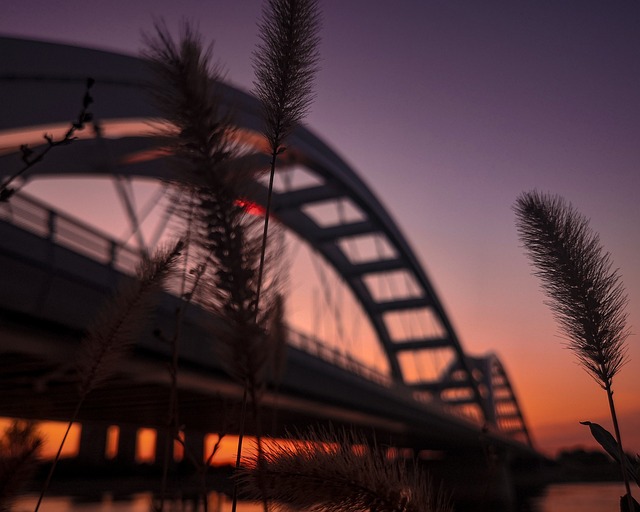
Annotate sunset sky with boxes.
[1,1,639,457]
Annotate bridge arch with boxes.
[1,37,526,435]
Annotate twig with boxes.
[0,77,96,202]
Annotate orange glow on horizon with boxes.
[0,419,303,467]
[105,425,119,459]
[136,428,156,463]
[0,418,80,459]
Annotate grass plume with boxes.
[253,0,321,152]
[144,24,287,511]
[35,241,183,512]
[143,22,237,184]
[249,3,320,506]
[144,21,285,393]
[514,190,634,506]
[252,0,320,317]
[513,191,629,387]
[238,427,451,512]
[143,24,244,507]
[77,240,184,396]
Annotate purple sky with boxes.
[2,1,640,455]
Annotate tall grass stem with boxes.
[514,190,633,509]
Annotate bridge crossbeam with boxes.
[390,336,453,352]
[342,257,408,276]
[313,220,376,241]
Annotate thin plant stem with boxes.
[159,304,187,511]
[37,242,181,512]
[248,1,320,506]
[241,149,275,510]
[231,384,249,512]
[34,400,83,512]
[159,261,209,510]
[158,429,173,512]
[199,432,227,512]
[158,312,183,511]
[250,383,269,512]
[605,383,634,510]
[254,149,278,317]
[159,201,195,512]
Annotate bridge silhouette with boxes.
[0,37,540,502]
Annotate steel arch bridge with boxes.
[0,36,531,446]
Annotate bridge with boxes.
[0,37,540,503]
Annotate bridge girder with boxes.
[0,37,529,441]
[412,354,533,446]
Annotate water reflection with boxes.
[12,483,628,512]
[13,493,263,512]
[528,482,627,512]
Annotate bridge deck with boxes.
[0,193,536,456]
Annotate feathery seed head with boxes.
[144,22,287,389]
[238,427,451,512]
[514,191,630,387]
[76,240,183,397]
[253,0,321,151]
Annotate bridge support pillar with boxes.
[116,424,138,466]
[183,431,205,465]
[154,428,175,468]
[77,421,108,466]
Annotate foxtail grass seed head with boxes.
[238,427,452,512]
[253,0,321,152]
[144,23,286,389]
[143,22,239,189]
[514,191,630,388]
[76,240,183,397]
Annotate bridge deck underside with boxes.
[0,312,500,455]
[0,219,533,455]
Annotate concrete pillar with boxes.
[116,424,138,466]
[77,422,108,466]
[183,431,205,465]
[154,428,175,467]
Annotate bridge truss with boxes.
[0,37,531,447]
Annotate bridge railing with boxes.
[287,328,392,387]
[1,191,395,388]
[0,191,141,273]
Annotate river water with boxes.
[527,482,628,512]
[12,482,630,512]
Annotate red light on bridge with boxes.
[235,199,266,217]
